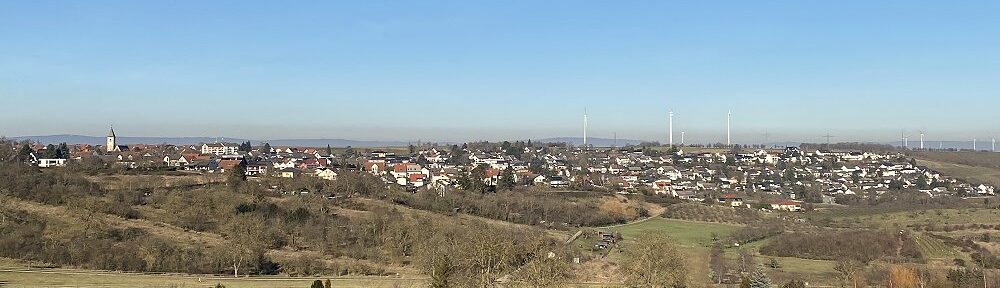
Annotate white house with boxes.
[37,158,68,168]
[314,168,338,181]
[201,143,238,155]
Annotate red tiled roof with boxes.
[218,159,241,170]
[408,173,426,182]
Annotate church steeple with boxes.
[106,126,117,153]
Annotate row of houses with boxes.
[15,139,996,206]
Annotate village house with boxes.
[201,143,238,155]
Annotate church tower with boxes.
[106,126,117,152]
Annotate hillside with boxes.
[912,151,1000,186]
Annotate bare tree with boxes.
[224,215,269,277]
[620,234,687,287]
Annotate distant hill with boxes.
[259,139,410,148]
[8,135,410,147]
[536,137,649,147]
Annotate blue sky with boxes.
[1,1,998,143]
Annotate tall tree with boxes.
[224,215,269,277]
[325,144,332,156]
[57,143,69,159]
[16,143,32,161]
[343,146,354,157]
[262,142,272,154]
[498,166,515,191]
[227,163,247,189]
[43,144,56,158]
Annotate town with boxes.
[16,127,996,213]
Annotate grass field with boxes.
[915,154,1000,186]
[589,217,843,286]
[607,217,741,248]
[912,233,961,260]
[912,151,1000,169]
[811,207,1000,229]
[0,261,425,288]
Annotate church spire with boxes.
[106,126,117,153]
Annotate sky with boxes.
[1,1,998,144]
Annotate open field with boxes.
[912,151,1000,169]
[608,217,740,248]
[766,257,839,286]
[584,217,842,286]
[809,207,1000,229]
[915,154,1000,186]
[912,233,962,260]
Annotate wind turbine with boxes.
[727,110,732,146]
[900,130,905,149]
[900,130,909,149]
[669,111,674,148]
[583,109,588,148]
[919,130,925,150]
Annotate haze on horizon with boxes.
[1,1,998,144]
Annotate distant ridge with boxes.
[536,137,649,147]
[7,134,410,148]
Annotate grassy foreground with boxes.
[0,259,425,288]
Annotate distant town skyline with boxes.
[2,1,998,143]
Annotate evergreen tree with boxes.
[326,144,332,156]
[239,141,253,152]
[343,146,354,157]
[227,162,247,189]
[17,144,32,161]
[57,143,69,159]
[499,166,515,190]
[262,142,272,154]
[44,144,56,158]
[310,280,324,288]
[749,265,772,288]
